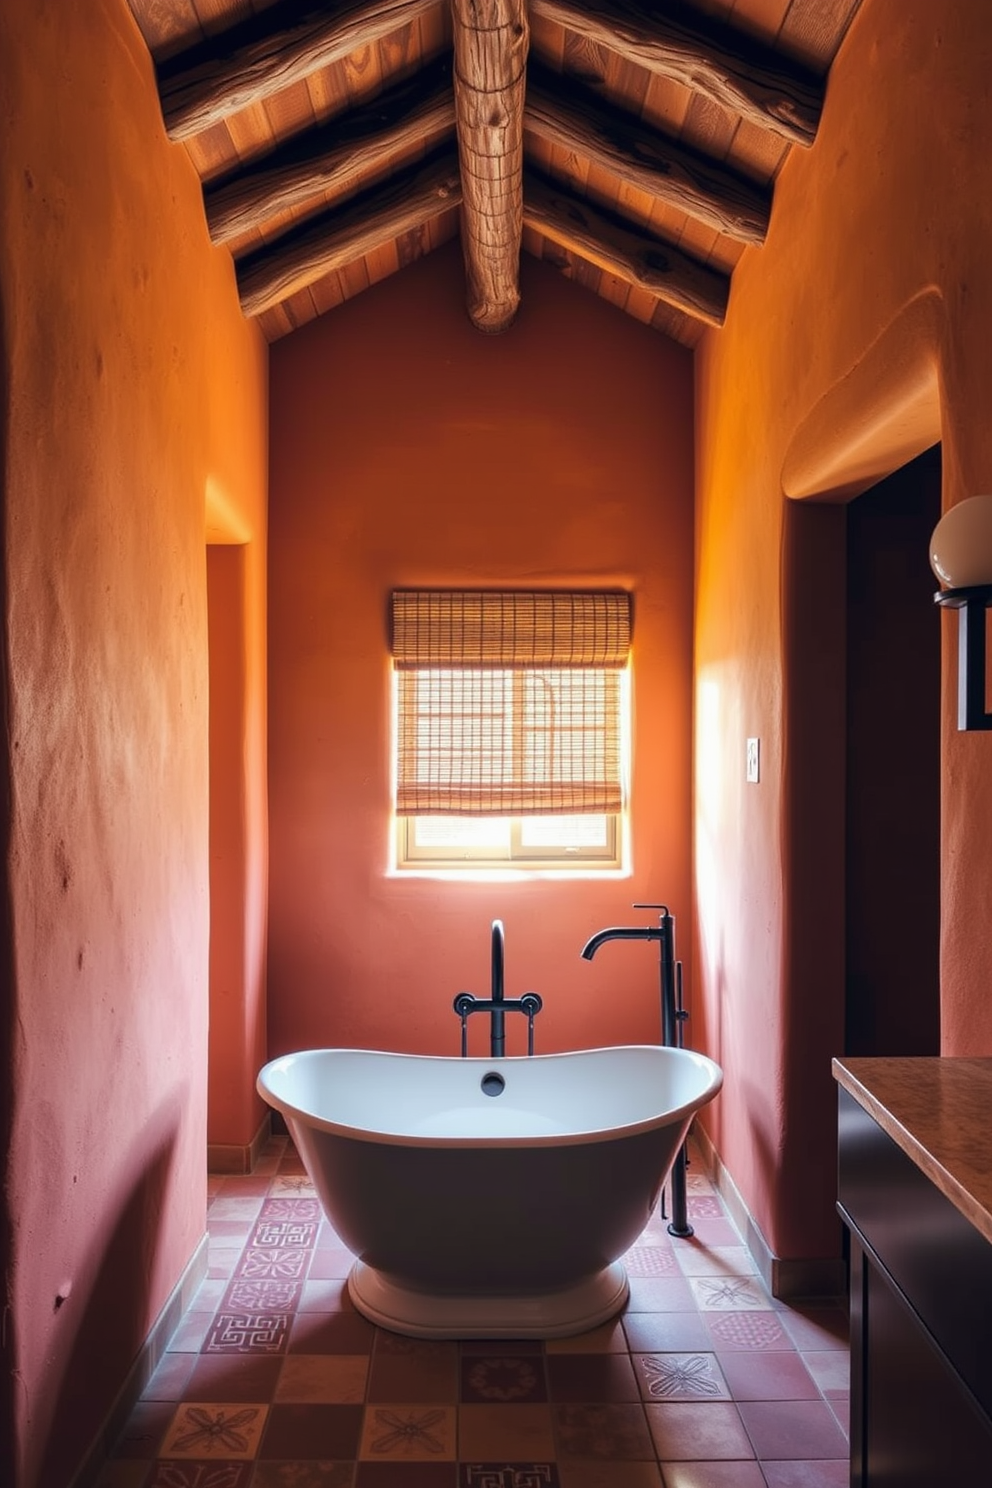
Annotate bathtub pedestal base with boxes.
[348,1259,630,1339]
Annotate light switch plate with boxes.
[746,737,760,783]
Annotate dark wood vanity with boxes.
[834,1057,992,1485]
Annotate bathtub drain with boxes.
[481,1072,505,1097]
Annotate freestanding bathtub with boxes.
[256,1044,722,1338]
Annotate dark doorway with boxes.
[845,444,941,1056]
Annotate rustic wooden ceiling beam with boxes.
[529,0,823,147]
[236,147,462,319]
[451,0,529,333]
[523,167,729,326]
[159,0,439,142]
[205,59,455,247]
[525,64,771,245]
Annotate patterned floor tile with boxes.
[633,1353,730,1402]
[701,1310,789,1352]
[688,1277,770,1312]
[622,1245,679,1278]
[644,1401,754,1461]
[461,1354,548,1403]
[203,1313,292,1354]
[251,1220,320,1250]
[275,1355,369,1404]
[236,1249,312,1281]
[145,1464,254,1487]
[221,1278,303,1314]
[358,1404,457,1460]
[270,1176,318,1198]
[459,1467,559,1487]
[160,1404,268,1460]
[551,1403,654,1461]
[545,1353,639,1403]
[685,1195,723,1220]
[259,1198,323,1223]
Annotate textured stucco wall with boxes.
[694,0,992,1263]
[267,244,696,1063]
[0,3,267,1483]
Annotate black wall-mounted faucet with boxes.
[454,919,543,1058]
[581,904,693,1238]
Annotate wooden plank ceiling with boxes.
[126,0,863,345]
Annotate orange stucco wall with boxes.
[267,245,695,1063]
[694,0,992,1263]
[0,3,267,1484]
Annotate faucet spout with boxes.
[581,925,662,959]
[490,919,505,1055]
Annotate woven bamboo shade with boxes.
[391,590,631,816]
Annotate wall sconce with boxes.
[930,494,992,731]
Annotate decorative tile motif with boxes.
[634,1353,729,1400]
[237,1249,311,1280]
[704,1310,787,1351]
[160,1404,267,1460]
[259,1198,323,1223]
[222,1279,302,1313]
[270,1175,317,1197]
[359,1406,457,1460]
[689,1276,769,1311]
[203,1314,291,1354]
[622,1245,679,1278]
[251,1222,320,1250]
[551,1404,654,1461]
[685,1195,723,1219]
[146,1464,254,1487]
[461,1467,559,1487]
[463,1357,546,1403]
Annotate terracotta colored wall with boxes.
[693,0,992,1264]
[208,540,270,1152]
[268,246,695,1062]
[0,4,267,1484]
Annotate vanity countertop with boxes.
[833,1056,992,1248]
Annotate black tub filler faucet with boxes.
[453,919,543,1058]
[581,904,693,1239]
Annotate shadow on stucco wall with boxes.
[1,287,17,1488]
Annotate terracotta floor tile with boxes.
[308,1248,360,1279]
[688,1277,770,1312]
[275,1354,369,1404]
[217,1176,273,1197]
[270,1176,318,1199]
[556,1463,663,1488]
[632,1352,730,1402]
[251,1219,320,1250]
[359,1404,457,1460]
[461,1353,548,1403]
[675,1246,757,1278]
[622,1312,710,1355]
[167,1312,217,1353]
[160,1402,268,1460]
[355,1464,456,1487]
[701,1310,789,1352]
[658,1461,767,1488]
[800,1350,851,1392]
[208,1219,255,1241]
[778,1307,849,1352]
[459,1402,556,1459]
[222,1278,303,1314]
[551,1402,654,1460]
[644,1401,753,1461]
[185,1353,282,1402]
[236,1249,312,1282]
[145,1465,254,1487]
[737,1400,849,1460]
[142,1350,196,1400]
[685,1196,723,1220]
[288,1310,375,1354]
[253,1462,355,1487]
[545,1319,628,1354]
[93,1463,153,1488]
[622,1243,679,1278]
[459,1339,544,1356]
[368,1349,459,1403]
[259,1197,323,1224]
[260,1404,364,1460]
[716,1350,819,1401]
[110,1400,175,1459]
[624,1276,696,1312]
[759,1462,850,1487]
[546,1353,640,1402]
[680,1218,742,1248]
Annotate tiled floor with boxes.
[98,1137,850,1488]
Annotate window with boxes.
[391,590,631,870]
